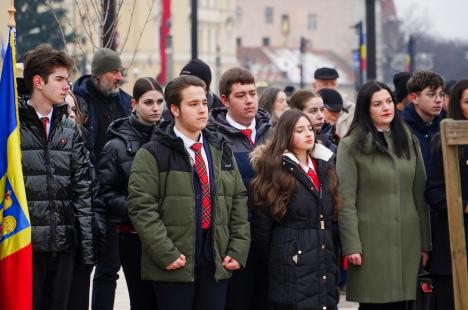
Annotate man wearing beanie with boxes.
[73,48,131,162]
[72,48,131,310]
[180,58,224,110]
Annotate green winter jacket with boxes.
[337,127,431,303]
[127,124,250,282]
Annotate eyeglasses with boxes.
[418,91,445,100]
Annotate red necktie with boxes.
[41,117,49,138]
[307,159,320,192]
[239,129,254,145]
[190,143,211,229]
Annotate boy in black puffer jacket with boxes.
[20,44,95,310]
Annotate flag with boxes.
[0,28,32,310]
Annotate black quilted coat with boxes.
[253,150,340,310]
[95,114,155,224]
[19,100,95,265]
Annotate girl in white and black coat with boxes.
[251,109,340,310]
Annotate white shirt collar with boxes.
[29,100,53,120]
[173,126,203,149]
[283,152,315,172]
[226,113,256,131]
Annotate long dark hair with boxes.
[347,81,411,159]
[133,77,163,101]
[251,109,340,221]
[259,87,282,121]
[448,79,468,120]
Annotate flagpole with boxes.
[8,0,16,29]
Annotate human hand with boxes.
[222,256,240,270]
[346,253,362,266]
[421,251,430,267]
[166,254,186,270]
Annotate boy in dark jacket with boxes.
[402,70,444,172]
[207,67,271,309]
[127,75,250,310]
[20,44,94,310]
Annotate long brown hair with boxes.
[251,109,340,221]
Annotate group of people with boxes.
[16,42,468,310]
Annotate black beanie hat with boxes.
[180,59,212,90]
[393,72,411,103]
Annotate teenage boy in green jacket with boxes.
[127,75,250,310]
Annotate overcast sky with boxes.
[393,0,468,42]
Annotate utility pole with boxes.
[365,0,376,80]
[191,0,198,59]
[408,34,415,73]
[299,36,307,89]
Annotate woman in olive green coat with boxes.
[337,81,431,310]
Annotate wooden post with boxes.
[440,119,468,310]
[8,0,16,28]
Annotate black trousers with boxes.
[67,263,93,310]
[359,301,414,310]
[432,275,454,310]
[152,266,228,310]
[226,253,269,310]
[33,252,75,310]
[120,233,158,310]
[92,223,121,310]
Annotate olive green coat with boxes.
[337,128,431,303]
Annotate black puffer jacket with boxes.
[96,114,155,223]
[425,134,468,275]
[252,148,339,310]
[19,100,95,265]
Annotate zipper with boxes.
[43,126,56,256]
[183,148,197,281]
[211,141,225,276]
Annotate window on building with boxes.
[265,7,273,24]
[308,14,317,31]
[262,37,270,47]
[281,14,290,35]
[237,37,242,47]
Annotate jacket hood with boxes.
[73,74,121,101]
[402,102,441,132]
[107,113,155,149]
[249,143,334,172]
[208,107,271,135]
[153,121,227,153]
[19,97,69,125]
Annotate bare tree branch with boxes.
[46,0,69,53]
[117,0,137,52]
[126,0,157,69]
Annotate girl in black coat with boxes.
[425,79,468,310]
[251,109,340,310]
[96,77,164,310]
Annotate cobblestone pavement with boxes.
[113,269,359,310]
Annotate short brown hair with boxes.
[218,67,255,97]
[23,44,74,95]
[164,75,206,113]
[407,71,444,94]
[289,90,320,111]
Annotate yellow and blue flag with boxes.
[0,28,32,310]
